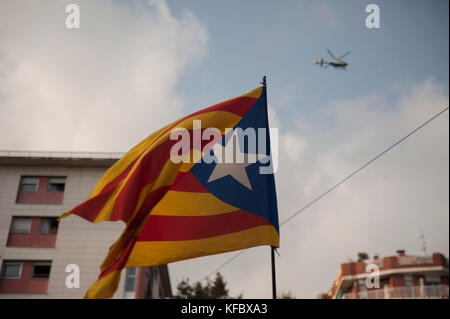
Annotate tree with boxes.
[174,272,242,299]
[279,290,295,299]
[357,252,369,262]
[317,292,331,299]
[209,272,228,298]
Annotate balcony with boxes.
[342,285,449,299]
[397,256,434,266]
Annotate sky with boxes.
[0,0,448,298]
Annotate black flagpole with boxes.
[271,246,277,299]
[261,75,277,300]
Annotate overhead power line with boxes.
[201,106,449,281]
[280,106,449,226]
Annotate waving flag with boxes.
[59,85,279,298]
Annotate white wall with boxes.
[0,163,127,298]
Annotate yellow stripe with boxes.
[98,156,222,269]
[86,85,261,201]
[150,191,239,216]
[71,110,242,223]
[90,111,241,221]
[126,225,279,267]
[148,110,242,149]
[234,86,263,100]
[94,158,182,223]
[89,123,173,198]
[180,162,196,173]
[92,184,123,222]
[78,88,264,298]
[89,110,242,199]
[84,270,122,299]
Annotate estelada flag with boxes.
[59,85,279,298]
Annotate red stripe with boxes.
[97,159,137,203]
[89,93,261,283]
[98,237,137,280]
[109,140,177,221]
[170,171,209,193]
[94,96,258,201]
[109,128,224,221]
[70,187,117,222]
[191,96,257,118]
[71,138,176,222]
[127,186,171,229]
[137,210,271,241]
[97,186,171,277]
[70,128,221,222]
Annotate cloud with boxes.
[308,3,339,27]
[169,78,449,298]
[1,1,447,300]
[0,0,208,151]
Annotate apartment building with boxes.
[0,151,172,299]
[329,249,449,299]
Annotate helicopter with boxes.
[314,49,351,70]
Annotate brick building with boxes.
[329,250,449,299]
[0,151,172,299]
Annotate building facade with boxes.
[0,151,172,299]
[329,250,449,299]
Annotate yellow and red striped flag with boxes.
[59,86,279,298]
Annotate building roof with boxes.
[329,250,449,298]
[0,150,124,168]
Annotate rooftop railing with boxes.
[342,285,449,299]
[0,150,125,159]
[397,256,434,266]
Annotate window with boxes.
[31,261,51,279]
[125,267,137,292]
[358,279,367,291]
[17,176,65,205]
[405,275,413,297]
[48,177,66,192]
[1,261,23,279]
[148,266,158,281]
[10,217,31,233]
[358,279,368,299]
[19,177,39,191]
[425,275,441,286]
[40,217,59,234]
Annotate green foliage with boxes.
[317,292,331,299]
[174,272,242,299]
[357,252,369,261]
[279,290,295,299]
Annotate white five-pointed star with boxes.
[207,133,268,190]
